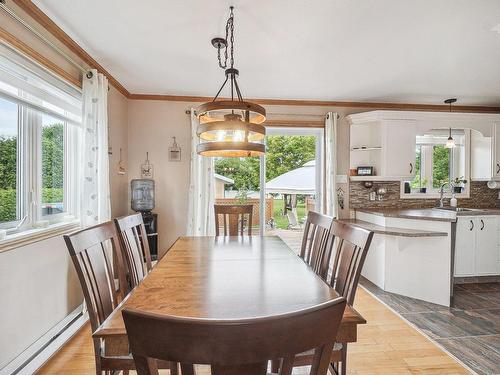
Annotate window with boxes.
[403,130,469,198]
[0,44,82,237]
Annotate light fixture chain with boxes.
[229,8,235,68]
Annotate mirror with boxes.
[403,129,469,197]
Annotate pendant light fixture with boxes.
[196,6,266,157]
[444,98,457,149]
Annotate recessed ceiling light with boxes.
[491,23,500,34]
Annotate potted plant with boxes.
[419,178,428,193]
[235,188,249,204]
[452,177,468,193]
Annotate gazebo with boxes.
[265,160,316,225]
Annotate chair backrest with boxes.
[64,221,127,332]
[123,297,347,375]
[329,220,374,305]
[300,211,334,280]
[214,204,254,236]
[114,213,153,290]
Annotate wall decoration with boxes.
[169,137,181,162]
[118,148,126,175]
[141,152,154,178]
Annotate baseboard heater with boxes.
[0,305,87,375]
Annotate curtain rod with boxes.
[0,1,93,78]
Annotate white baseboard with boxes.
[0,305,88,375]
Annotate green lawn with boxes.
[272,199,307,229]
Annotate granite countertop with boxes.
[356,208,500,222]
[340,219,448,237]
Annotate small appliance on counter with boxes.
[131,179,158,260]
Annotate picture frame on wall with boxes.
[141,152,154,178]
[169,136,181,162]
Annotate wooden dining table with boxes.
[94,235,366,355]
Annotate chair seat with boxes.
[101,355,174,371]
[292,343,343,366]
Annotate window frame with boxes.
[0,101,79,234]
[401,130,470,199]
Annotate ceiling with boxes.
[33,0,500,105]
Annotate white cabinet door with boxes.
[492,123,500,181]
[454,217,476,276]
[475,216,499,275]
[382,121,416,179]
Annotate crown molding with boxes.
[12,0,130,97]
[129,93,500,113]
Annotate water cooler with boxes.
[131,179,158,260]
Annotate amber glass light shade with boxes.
[196,101,266,157]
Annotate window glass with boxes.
[409,145,423,189]
[0,98,18,224]
[41,114,65,216]
[432,145,450,188]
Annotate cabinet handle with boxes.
[469,220,474,231]
[497,163,500,174]
[480,219,485,231]
[410,163,413,174]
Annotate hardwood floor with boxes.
[37,286,469,375]
[361,277,500,375]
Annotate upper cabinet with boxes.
[348,111,500,182]
[492,124,500,181]
[349,116,416,180]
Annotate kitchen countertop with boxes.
[339,219,448,237]
[356,208,500,222]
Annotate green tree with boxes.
[42,123,64,189]
[0,135,17,190]
[265,136,316,181]
[215,157,260,190]
[432,146,450,188]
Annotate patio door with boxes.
[259,127,324,241]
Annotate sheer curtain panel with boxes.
[80,70,110,227]
[186,109,215,235]
[324,112,338,217]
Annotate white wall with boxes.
[108,86,129,218]
[0,236,82,369]
[127,101,191,257]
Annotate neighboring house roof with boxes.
[214,173,234,185]
[265,160,316,195]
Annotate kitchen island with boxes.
[349,208,500,307]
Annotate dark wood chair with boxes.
[299,211,334,281]
[114,213,153,290]
[280,220,374,375]
[214,204,254,236]
[64,222,177,375]
[122,296,347,375]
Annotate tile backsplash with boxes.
[349,181,500,209]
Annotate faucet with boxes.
[437,182,450,208]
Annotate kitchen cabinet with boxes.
[475,217,498,275]
[348,115,416,180]
[454,218,476,276]
[381,121,416,179]
[492,123,500,181]
[454,216,499,277]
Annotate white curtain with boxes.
[186,109,215,236]
[324,112,338,217]
[80,69,110,227]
